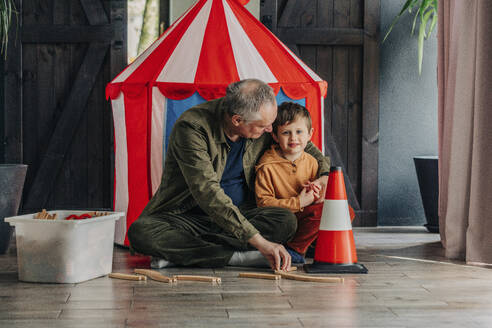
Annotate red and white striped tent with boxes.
[106,0,327,246]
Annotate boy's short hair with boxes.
[273,102,312,134]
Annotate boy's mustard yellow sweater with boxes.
[255,145,318,213]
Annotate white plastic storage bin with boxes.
[5,210,124,283]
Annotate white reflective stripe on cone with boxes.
[319,199,352,231]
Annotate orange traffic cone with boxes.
[304,167,367,274]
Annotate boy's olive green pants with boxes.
[127,204,297,267]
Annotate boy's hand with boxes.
[303,182,321,202]
[299,187,316,208]
[311,175,329,203]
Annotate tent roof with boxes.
[106,0,326,100]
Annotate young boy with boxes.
[255,102,324,263]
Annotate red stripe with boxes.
[125,0,207,83]
[314,230,358,264]
[326,170,347,200]
[123,92,151,246]
[195,0,240,84]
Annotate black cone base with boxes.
[304,261,368,274]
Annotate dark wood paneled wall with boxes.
[2,0,127,213]
[261,0,380,226]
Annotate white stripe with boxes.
[223,0,277,82]
[150,87,166,196]
[277,39,323,82]
[156,0,213,82]
[112,1,199,83]
[321,96,325,153]
[111,95,129,245]
[319,199,352,231]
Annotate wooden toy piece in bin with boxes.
[64,211,110,220]
[34,209,57,220]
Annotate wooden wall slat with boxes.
[71,0,89,25]
[50,45,72,208]
[260,0,278,33]
[54,0,70,25]
[80,0,109,24]
[347,47,362,201]
[361,0,380,226]
[278,0,301,27]
[20,43,37,205]
[38,0,55,24]
[332,46,348,167]
[350,0,363,28]
[317,0,334,28]
[87,55,105,208]
[299,0,316,27]
[317,46,333,138]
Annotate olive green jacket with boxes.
[141,98,330,242]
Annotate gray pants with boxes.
[127,204,297,267]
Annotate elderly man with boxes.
[128,79,330,270]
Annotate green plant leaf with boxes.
[411,7,420,35]
[0,0,17,59]
[418,14,427,74]
[422,9,433,39]
[428,7,438,36]
[383,0,417,43]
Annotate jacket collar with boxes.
[214,98,229,144]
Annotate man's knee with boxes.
[127,216,155,254]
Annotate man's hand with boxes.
[248,233,291,271]
[311,175,329,204]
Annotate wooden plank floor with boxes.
[1,227,492,327]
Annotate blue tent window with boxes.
[163,89,306,153]
[276,88,305,107]
[165,92,207,152]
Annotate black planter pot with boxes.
[413,156,439,233]
[0,164,28,254]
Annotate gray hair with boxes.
[224,79,276,121]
